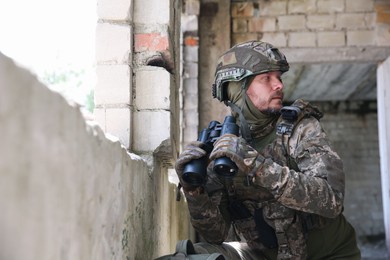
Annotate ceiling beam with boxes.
[281,47,390,64]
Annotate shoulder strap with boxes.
[276,99,323,158]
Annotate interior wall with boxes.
[315,101,383,238]
[377,56,390,253]
[198,0,231,129]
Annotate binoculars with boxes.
[182,116,240,186]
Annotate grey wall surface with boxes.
[317,102,383,237]
[0,52,191,260]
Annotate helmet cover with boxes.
[212,40,289,102]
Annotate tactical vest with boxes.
[264,99,324,259]
[229,99,325,260]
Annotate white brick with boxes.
[183,126,198,145]
[182,14,198,32]
[185,0,200,15]
[184,46,199,62]
[95,65,131,105]
[346,0,374,12]
[288,0,317,14]
[307,15,335,30]
[134,0,171,24]
[289,32,316,47]
[96,23,132,65]
[317,0,345,13]
[365,13,376,29]
[318,31,345,47]
[278,15,306,31]
[135,67,171,110]
[183,78,198,95]
[376,24,390,46]
[347,30,376,46]
[336,13,369,29]
[97,0,132,20]
[184,62,198,78]
[261,32,287,47]
[183,93,197,110]
[133,110,170,151]
[106,108,131,148]
[259,1,287,16]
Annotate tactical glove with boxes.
[175,141,208,192]
[209,134,265,174]
[210,134,283,194]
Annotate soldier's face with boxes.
[246,71,284,113]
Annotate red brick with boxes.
[184,36,199,46]
[376,3,390,24]
[134,33,169,52]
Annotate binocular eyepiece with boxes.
[182,116,240,186]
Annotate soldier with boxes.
[175,41,361,259]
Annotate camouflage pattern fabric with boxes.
[175,100,359,260]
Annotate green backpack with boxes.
[155,240,225,260]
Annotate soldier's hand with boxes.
[175,141,208,188]
[210,134,265,174]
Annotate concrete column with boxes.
[95,0,133,148]
[377,56,390,254]
[182,0,200,146]
[130,0,180,166]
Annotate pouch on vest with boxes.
[254,208,278,249]
[154,240,225,260]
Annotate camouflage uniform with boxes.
[175,41,360,259]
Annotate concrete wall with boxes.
[378,56,390,253]
[231,0,390,55]
[182,0,201,145]
[0,52,191,259]
[316,101,383,237]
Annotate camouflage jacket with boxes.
[183,101,345,259]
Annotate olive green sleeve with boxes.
[253,117,345,218]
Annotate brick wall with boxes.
[231,0,390,48]
[182,0,200,145]
[95,0,181,164]
[0,52,191,259]
[95,0,133,148]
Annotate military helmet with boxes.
[212,40,289,102]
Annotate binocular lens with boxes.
[182,157,208,186]
[213,157,238,177]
